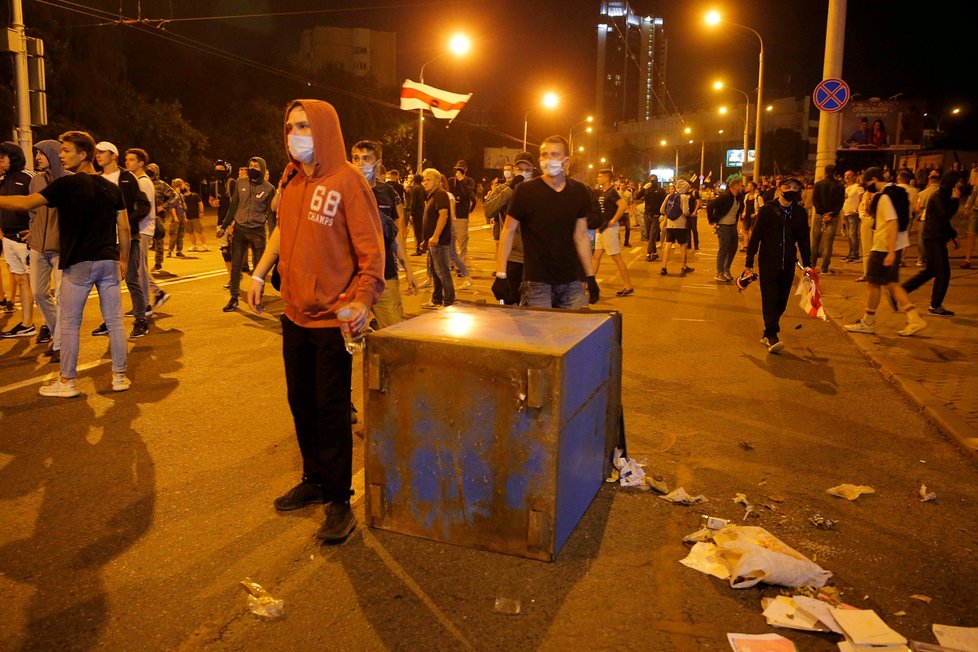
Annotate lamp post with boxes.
[524,92,560,151]
[937,107,962,133]
[707,12,764,182]
[660,139,679,180]
[714,81,751,174]
[416,34,470,171]
[568,116,593,154]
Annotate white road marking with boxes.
[0,359,110,395]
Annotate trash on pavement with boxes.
[767,494,786,503]
[826,484,876,501]
[727,632,798,651]
[645,476,669,494]
[683,528,715,544]
[918,485,937,502]
[789,595,846,634]
[605,469,620,483]
[810,514,837,530]
[909,594,932,604]
[240,577,285,620]
[701,515,731,530]
[831,608,907,648]
[679,525,832,589]
[659,487,708,505]
[493,597,522,615]
[734,493,757,520]
[932,624,978,651]
[761,595,832,632]
[894,611,907,617]
[612,447,646,488]
[739,441,755,451]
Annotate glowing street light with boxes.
[417,33,471,170]
[719,106,729,115]
[714,81,752,171]
[524,92,560,150]
[569,117,595,154]
[706,11,764,181]
[578,146,585,152]
[660,139,667,146]
[600,157,607,163]
[766,105,773,111]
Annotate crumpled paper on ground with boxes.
[918,484,937,502]
[680,525,832,589]
[612,448,646,488]
[240,577,285,620]
[659,487,708,505]
[826,484,876,501]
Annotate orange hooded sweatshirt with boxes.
[277,100,385,328]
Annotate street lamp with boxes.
[713,80,751,173]
[568,115,593,154]
[417,33,470,170]
[660,139,679,177]
[706,12,764,182]
[937,107,963,133]
[524,92,560,150]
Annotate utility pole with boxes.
[9,0,34,167]
[814,0,847,180]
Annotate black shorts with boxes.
[866,250,901,285]
[665,228,689,245]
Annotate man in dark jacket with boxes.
[635,174,667,261]
[707,174,744,282]
[0,141,37,338]
[28,140,66,355]
[407,174,426,255]
[901,171,961,316]
[743,177,812,353]
[810,164,845,274]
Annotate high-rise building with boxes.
[290,26,397,88]
[595,1,667,127]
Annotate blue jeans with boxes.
[428,244,455,306]
[715,224,738,275]
[139,233,160,307]
[125,238,147,318]
[523,280,587,309]
[28,250,61,351]
[59,260,127,379]
[846,214,860,259]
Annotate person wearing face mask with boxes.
[845,167,926,337]
[486,152,533,304]
[900,172,961,317]
[494,135,598,308]
[246,100,384,544]
[635,174,667,261]
[217,156,276,312]
[146,163,176,275]
[447,160,476,274]
[743,176,813,353]
[350,139,416,327]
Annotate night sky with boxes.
[33,0,978,143]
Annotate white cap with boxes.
[95,141,119,157]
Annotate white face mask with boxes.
[541,158,565,177]
[503,170,513,180]
[357,164,376,182]
[288,134,315,164]
[516,167,532,180]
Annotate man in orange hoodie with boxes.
[247,100,385,544]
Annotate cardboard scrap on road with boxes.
[909,594,933,604]
[679,525,832,589]
[728,632,798,651]
[831,608,907,648]
[933,624,978,651]
[826,484,876,501]
[761,595,832,633]
[660,487,708,505]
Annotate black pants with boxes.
[688,215,700,249]
[229,224,266,298]
[646,214,661,255]
[903,239,950,308]
[621,213,631,246]
[281,316,353,502]
[759,267,796,338]
[411,212,424,252]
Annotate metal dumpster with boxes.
[363,303,622,561]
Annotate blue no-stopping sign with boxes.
[813,78,850,113]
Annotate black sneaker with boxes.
[49,349,60,364]
[130,318,150,338]
[273,481,324,511]
[42,345,56,357]
[36,325,52,344]
[928,306,955,317]
[0,298,14,313]
[153,291,171,309]
[3,323,36,338]
[92,322,109,337]
[765,334,784,353]
[153,262,163,271]
[175,251,186,258]
[317,501,356,542]
[222,299,239,312]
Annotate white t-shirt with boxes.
[660,193,692,230]
[871,190,909,252]
[135,174,156,236]
[843,183,864,215]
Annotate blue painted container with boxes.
[363,304,622,561]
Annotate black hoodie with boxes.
[745,198,812,271]
[0,141,35,236]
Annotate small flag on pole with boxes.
[400,80,472,121]
[796,268,826,320]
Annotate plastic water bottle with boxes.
[336,306,366,354]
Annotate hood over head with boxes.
[0,141,27,173]
[675,179,690,194]
[283,100,347,178]
[249,156,268,177]
[33,139,67,180]
[146,163,160,178]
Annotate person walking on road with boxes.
[845,167,927,337]
[247,100,384,543]
[447,160,475,272]
[810,164,845,274]
[484,152,533,304]
[743,176,812,353]
[592,168,635,296]
[659,178,695,277]
[707,173,744,282]
[635,174,667,262]
[901,171,962,317]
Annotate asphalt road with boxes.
[1,209,976,651]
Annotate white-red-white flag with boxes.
[796,269,826,320]
[400,80,472,121]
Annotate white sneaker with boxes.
[844,319,875,334]
[897,320,927,337]
[112,373,131,392]
[40,378,80,398]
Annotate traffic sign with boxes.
[813,78,850,113]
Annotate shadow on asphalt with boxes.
[741,348,838,395]
[0,327,184,650]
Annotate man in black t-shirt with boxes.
[494,135,598,308]
[0,130,132,397]
[593,168,635,296]
[351,140,416,326]
[420,168,454,308]
[447,160,476,270]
